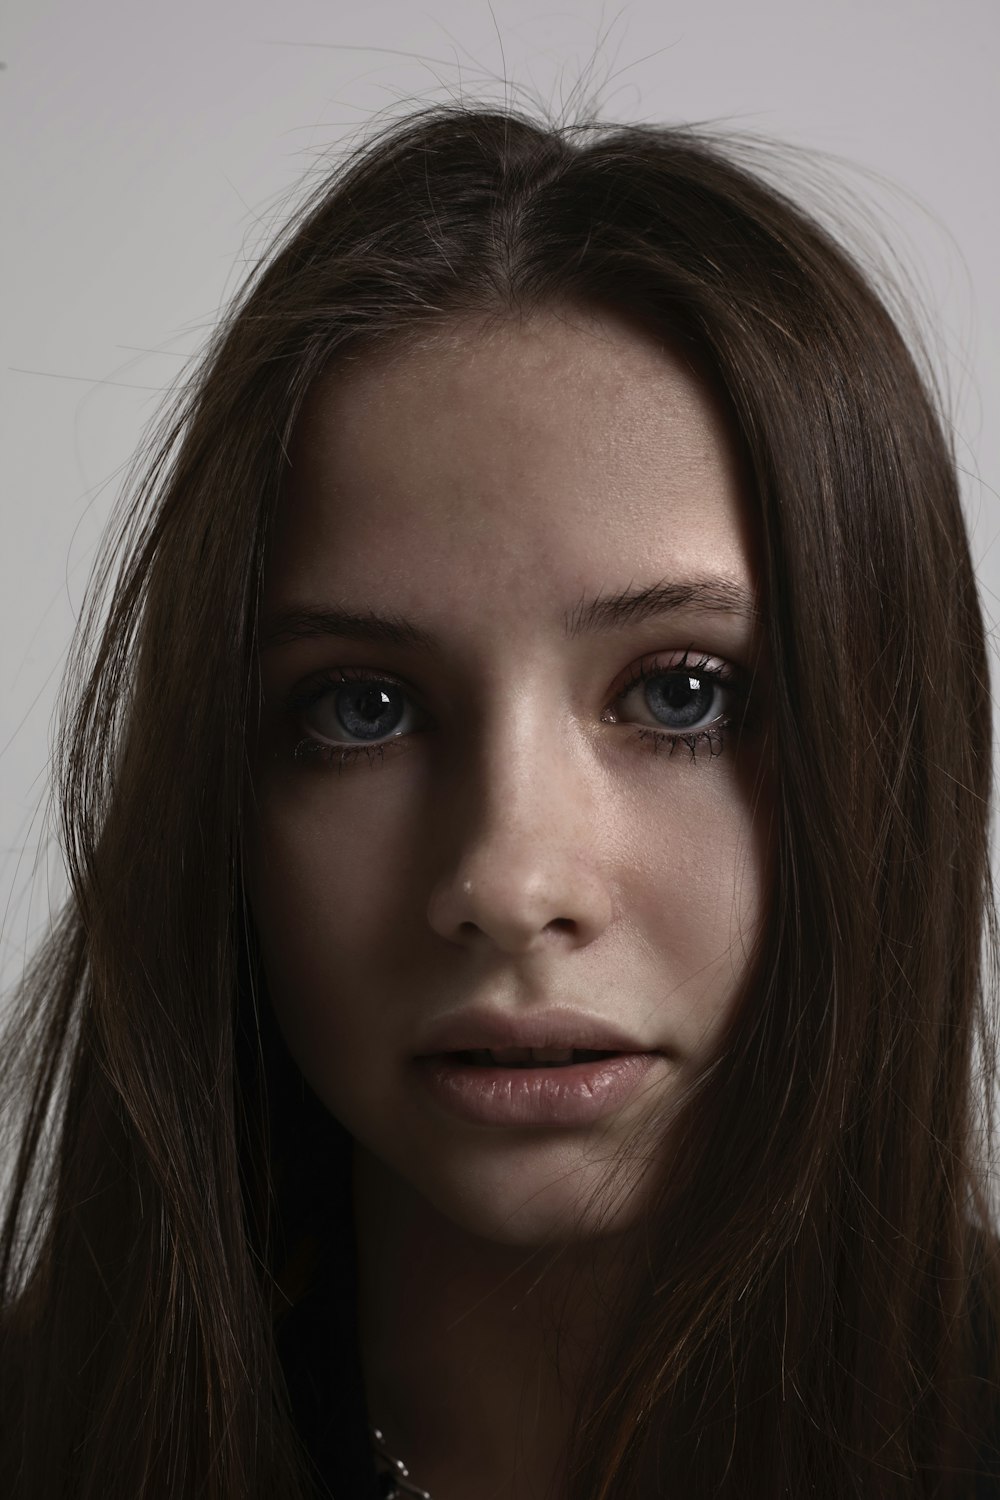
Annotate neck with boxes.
[352,1145,625,1500]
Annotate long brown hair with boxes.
[2,103,997,1497]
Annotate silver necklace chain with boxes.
[370,1425,433,1499]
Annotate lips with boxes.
[415,1049,665,1127]
[412,1009,666,1127]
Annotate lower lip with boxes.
[415,1053,664,1128]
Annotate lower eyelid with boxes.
[630,718,731,751]
[292,735,412,770]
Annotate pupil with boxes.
[336,683,404,740]
[647,672,715,730]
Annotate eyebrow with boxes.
[564,577,758,637]
[261,576,758,652]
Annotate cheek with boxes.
[243,782,417,1072]
[624,756,771,1053]
[250,771,418,949]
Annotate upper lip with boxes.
[415,1008,660,1057]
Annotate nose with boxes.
[425,729,613,955]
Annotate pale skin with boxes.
[246,305,772,1498]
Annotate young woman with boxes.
[1,103,997,1499]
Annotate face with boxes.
[246,305,772,1247]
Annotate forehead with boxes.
[265,306,757,623]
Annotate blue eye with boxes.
[626,672,728,735]
[329,681,406,741]
[638,670,720,731]
[609,653,744,754]
[293,673,421,757]
[287,652,747,772]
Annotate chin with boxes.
[428,1187,649,1249]
[386,1129,661,1249]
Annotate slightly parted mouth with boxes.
[414,1008,663,1062]
[441,1046,624,1069]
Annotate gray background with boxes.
[2,0,998,996]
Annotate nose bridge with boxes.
[477,684,561,832]
[425,681,612,952]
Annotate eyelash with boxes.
[288,651,748,772]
